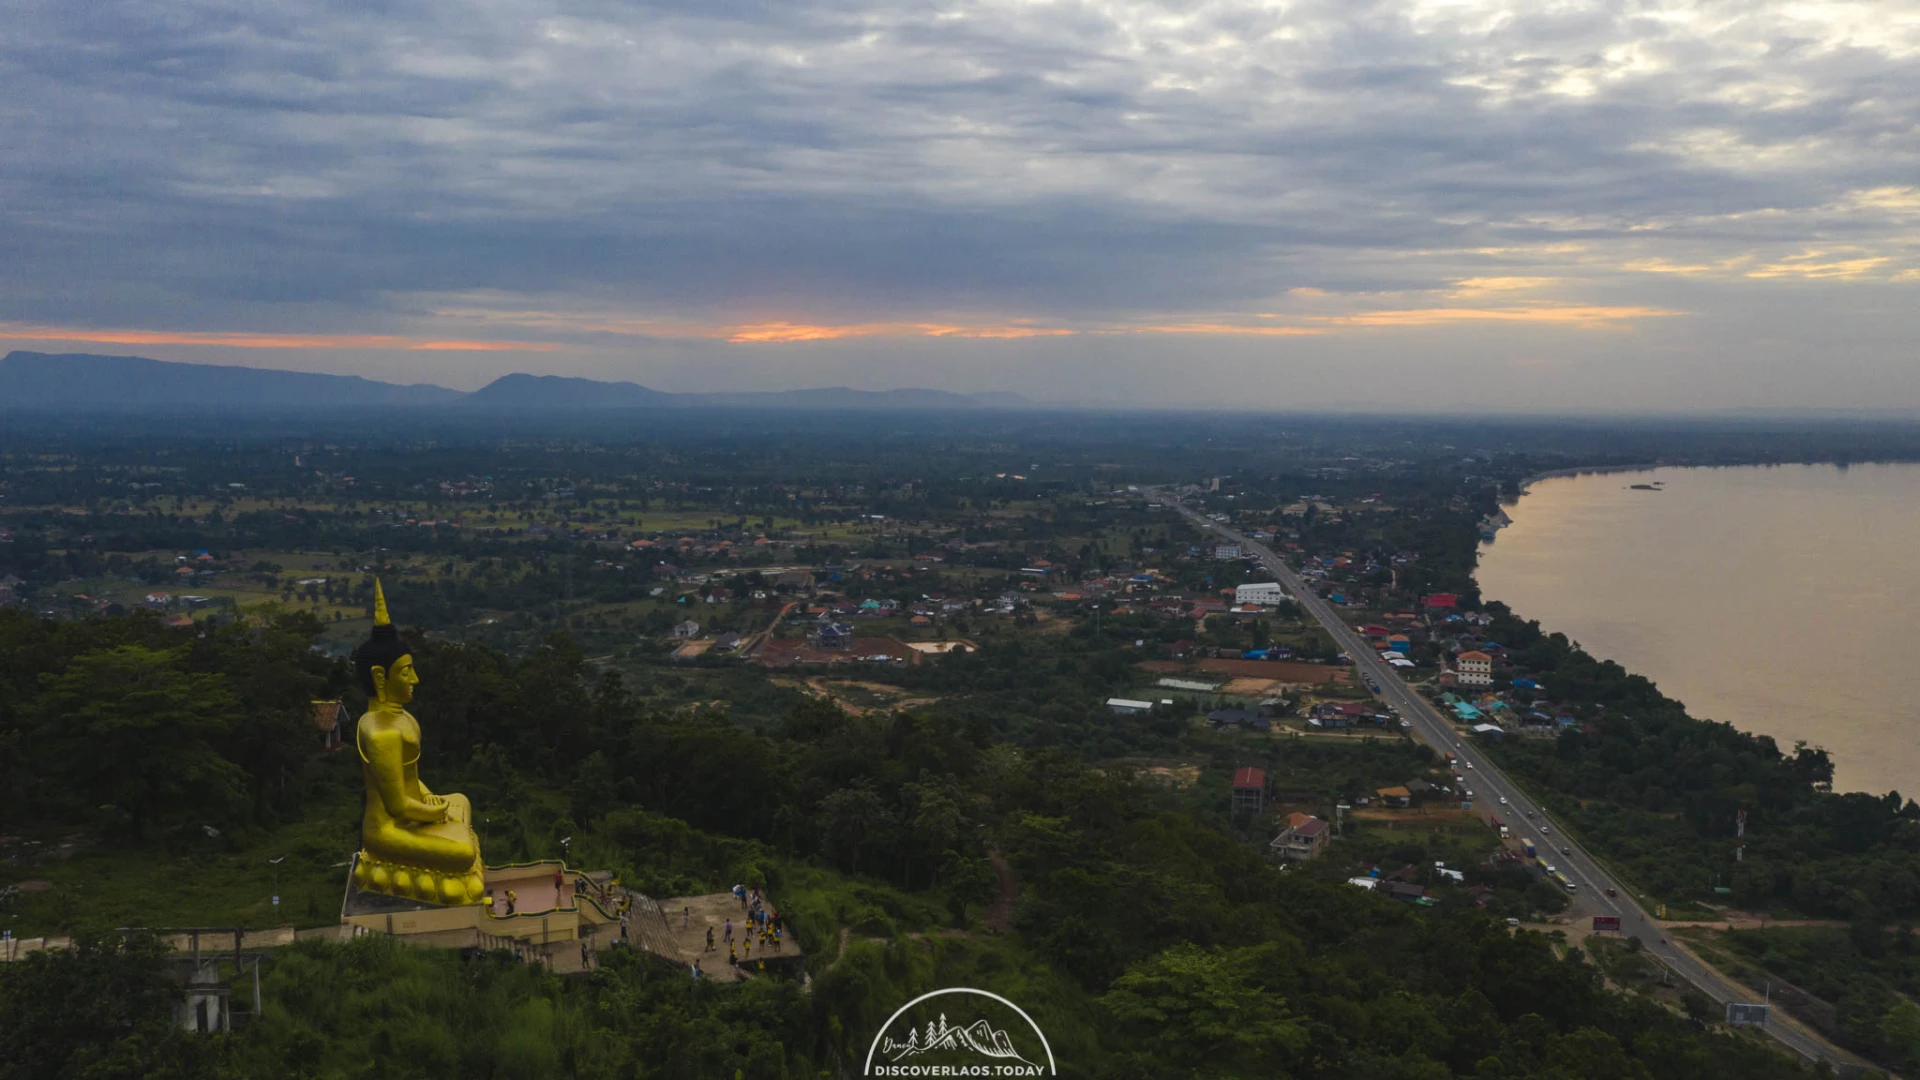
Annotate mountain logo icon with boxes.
[865,988,1055,1076]
[882,1013,1038,1066]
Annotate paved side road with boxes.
[1155,493,1866,1072]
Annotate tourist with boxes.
[581,940,591,969]
[691,959,702,980]
[724,918,733,944]
[733,884,746,908]
[728,942,736,964]
[505,889,517,916]
[683,905,690,928]
[619,913,629,945]
[705,926,714,951]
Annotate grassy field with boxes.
[3,766,366,936]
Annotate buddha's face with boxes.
[371,654,418,705]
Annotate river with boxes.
[1475,462,1920,797]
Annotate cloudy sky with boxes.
[2,0,1916,410]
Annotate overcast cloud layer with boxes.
[2,0,1916,409]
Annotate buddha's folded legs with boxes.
[367,799,479,873]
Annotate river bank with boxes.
[1477,462,1920,796]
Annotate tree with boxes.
[0,932,226,1080]
[30,646,250,839]
[818,784,892,876]
[1101,943,1308,1074]
[941,850,998,927]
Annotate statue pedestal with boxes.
[339,857,617,948]
[350,842,485,907]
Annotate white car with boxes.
[1499,796,1509,805]
[1466,762,1474,769]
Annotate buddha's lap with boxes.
[367,818,478,871]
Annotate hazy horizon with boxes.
[3,1,1916,410]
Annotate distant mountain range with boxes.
[0,352,1030,412]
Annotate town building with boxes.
[1230,766,1269,814]
[1456,650,1493,686]
[1271,812,1328,861]
[1234,582,1288,607]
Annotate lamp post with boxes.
[269,856,285,922]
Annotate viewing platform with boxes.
[648,891,804,983]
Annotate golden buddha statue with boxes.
[349,581,485,905]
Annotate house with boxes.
[908,614,933,628]
[1234,582,1287,607]
[1231,766,1269,815]
[1208,706,1264,728]
[312,700,348,751]
[1424,593,1459,610]
[1456,650,1493,686]
[714,631,743,652]
[1271,812,1328,862]
[670,619,701,640]
[1106,698,1155,715]
[1378,881,1428,903]
[816,623,854,649]
[1212,544,1243,560]
[1375,785,1412,808]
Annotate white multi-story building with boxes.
[1456,650,1493,686]
[1235,582,1289,607]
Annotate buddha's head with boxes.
[352,579,418,706]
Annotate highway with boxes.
[1157,493,1859,1070]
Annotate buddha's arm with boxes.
[364,729,448,824]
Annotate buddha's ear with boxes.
[370,664,389,696]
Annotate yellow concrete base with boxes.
[350,847,486,907]
[342,860,617,946]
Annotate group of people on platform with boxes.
[694,884,784,968]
